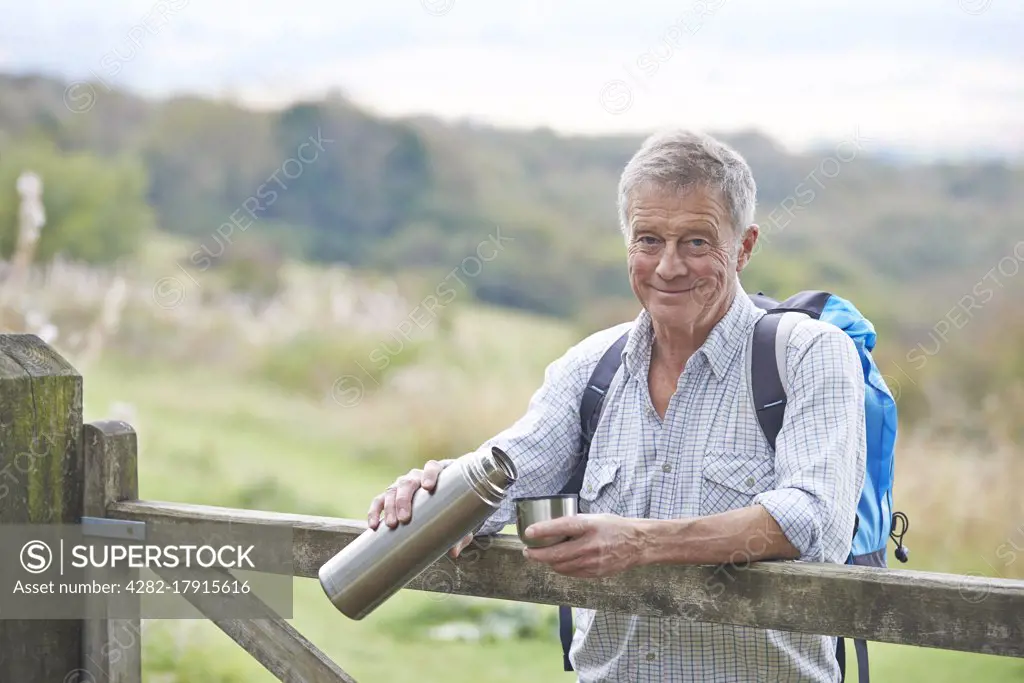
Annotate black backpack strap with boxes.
[749,310,808,450]
[558,329,629,672]
[749,313,786,451]
[558,605,574,671]
[560,330,629,496]
[752,293,871,682]
[840,550,885,682]
[836,635,872,683]
[854,638,870,683]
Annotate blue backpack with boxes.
[557,290,910,683]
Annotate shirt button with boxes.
[661,463,672,473]
[646,652,657,661]
[744,476,756,488]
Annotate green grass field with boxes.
[79,303,1024,682]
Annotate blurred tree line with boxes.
[0,137,152,263]
[1,73,1023,428]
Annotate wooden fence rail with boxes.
[3,333,1024,682]
[107,499,1024,659]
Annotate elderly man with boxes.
[368,129,866,682]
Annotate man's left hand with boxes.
[522,513,646,578]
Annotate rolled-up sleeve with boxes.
[752,322,866,563]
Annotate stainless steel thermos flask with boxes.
[318,446,517,620]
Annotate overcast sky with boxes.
[3,0,1022,159]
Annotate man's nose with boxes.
[655,245,687,280]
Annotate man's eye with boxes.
[639,236,659,245]
[689,239,708,247]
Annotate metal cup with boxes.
[514,494,578,548]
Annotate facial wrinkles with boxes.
[626,188,740,308]
[632,224,731,281]
[630,190,729,245]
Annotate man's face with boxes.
[626,184,757,330]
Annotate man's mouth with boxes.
[651,285,695,295]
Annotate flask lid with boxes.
[465,446,517,505]
[489,446,517,484]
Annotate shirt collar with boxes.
[622,291,763,381]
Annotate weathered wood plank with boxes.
[150,563,357,683]
[83,420,138,518]
[212,616,357,683]
[108,499,1024,658]
[106,499,362,578]
[82,420,142,683]
[0,334,84,681]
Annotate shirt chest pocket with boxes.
[578,459,622,515]
[699,450,775,516]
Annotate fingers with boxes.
[367,493,386,530]
[394,471,424,524]
[524,536,590,566]
[370,460,451,530]
[448,533,474,560]
[369,459,455,531]
[421,459,447,491]
[383,485,400,528]
[525,539,605,579]
[526,515,588,540]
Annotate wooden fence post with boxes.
[0,334,84,681]
[82,419,142,683]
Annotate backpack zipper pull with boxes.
[890,511,910,563]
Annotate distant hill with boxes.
[1,71,1022,347]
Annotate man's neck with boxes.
[649,333,697,375]
[649,291,735,374]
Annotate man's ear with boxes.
[736,225,759,272]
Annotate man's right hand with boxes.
[366,458,475,558]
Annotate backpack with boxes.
[556,289,910,683]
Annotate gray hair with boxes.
[616,129,757,244]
